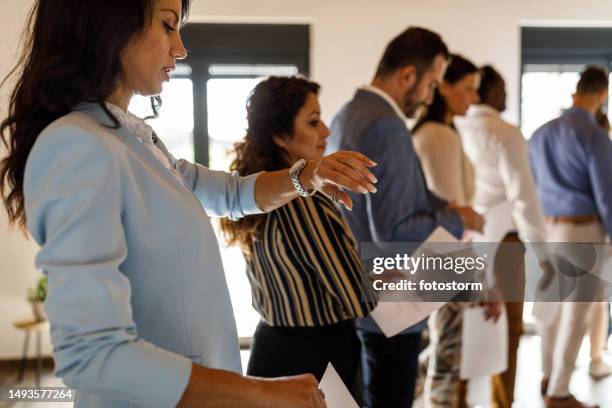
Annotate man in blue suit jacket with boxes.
[330,27,484,408]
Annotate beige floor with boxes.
[510,335,612,408]
[412,335,612,408]
[1,335,610,408]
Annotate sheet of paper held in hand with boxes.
[470,200,515,288]
[319,363,359,408]
[460,306,508,379]
[369,226,456,338]
[472,200,514,243]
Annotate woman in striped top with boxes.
[220,76,376,388]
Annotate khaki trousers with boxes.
[539,220,605,397]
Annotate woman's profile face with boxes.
[121,0,187,96]
[440,72,481,118]
[276,93,331,162]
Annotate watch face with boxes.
[290,158,306,174]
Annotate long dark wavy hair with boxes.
[413,54,478,131]
[0,0,191,231]
[219,76,321,256]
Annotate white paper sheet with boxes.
[470,201,515,288]
[370,301,446,338]
[319,363,359,408]
[467,375,493,407]
[370,227,457,338]
[472,201,515,243]
[425,225,459,243]
[460,306,508,379]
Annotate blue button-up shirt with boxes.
[529,107,612,236]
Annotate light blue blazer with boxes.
[24,103,262,407]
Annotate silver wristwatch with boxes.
[289,159,314,198]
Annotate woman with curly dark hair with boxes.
[220,76,376,389]
[0,0,378,406]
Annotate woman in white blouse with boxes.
[413,54,498,408]
[412,55,478,207]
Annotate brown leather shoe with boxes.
[541,378,549,396]
[544,395,599,408]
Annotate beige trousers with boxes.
[539,220,606,397]
[590,302,610,362]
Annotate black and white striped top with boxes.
[246,193,376,327]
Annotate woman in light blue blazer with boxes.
[0,0,377,407]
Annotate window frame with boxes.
[520,26,612,127]
[180,23,310,166]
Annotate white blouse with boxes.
[413,121,475,206]
[106,103,184,184]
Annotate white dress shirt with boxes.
[413,121,475,206]
[455,104,546,243]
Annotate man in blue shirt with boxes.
[330,27,484,408]
[529,66,612,408]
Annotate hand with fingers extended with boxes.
[256,374,327,408]
[299,151,378,210]
[450,205,485,233]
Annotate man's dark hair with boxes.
[576,66,609,95]
[478,65,504,102]
[375,27,449,77]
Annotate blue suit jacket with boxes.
[330,89,463,333]
[24,103,262,407]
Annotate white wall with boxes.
[0,0,53,359]
[1,0,612,358]
[190,0,612,125]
